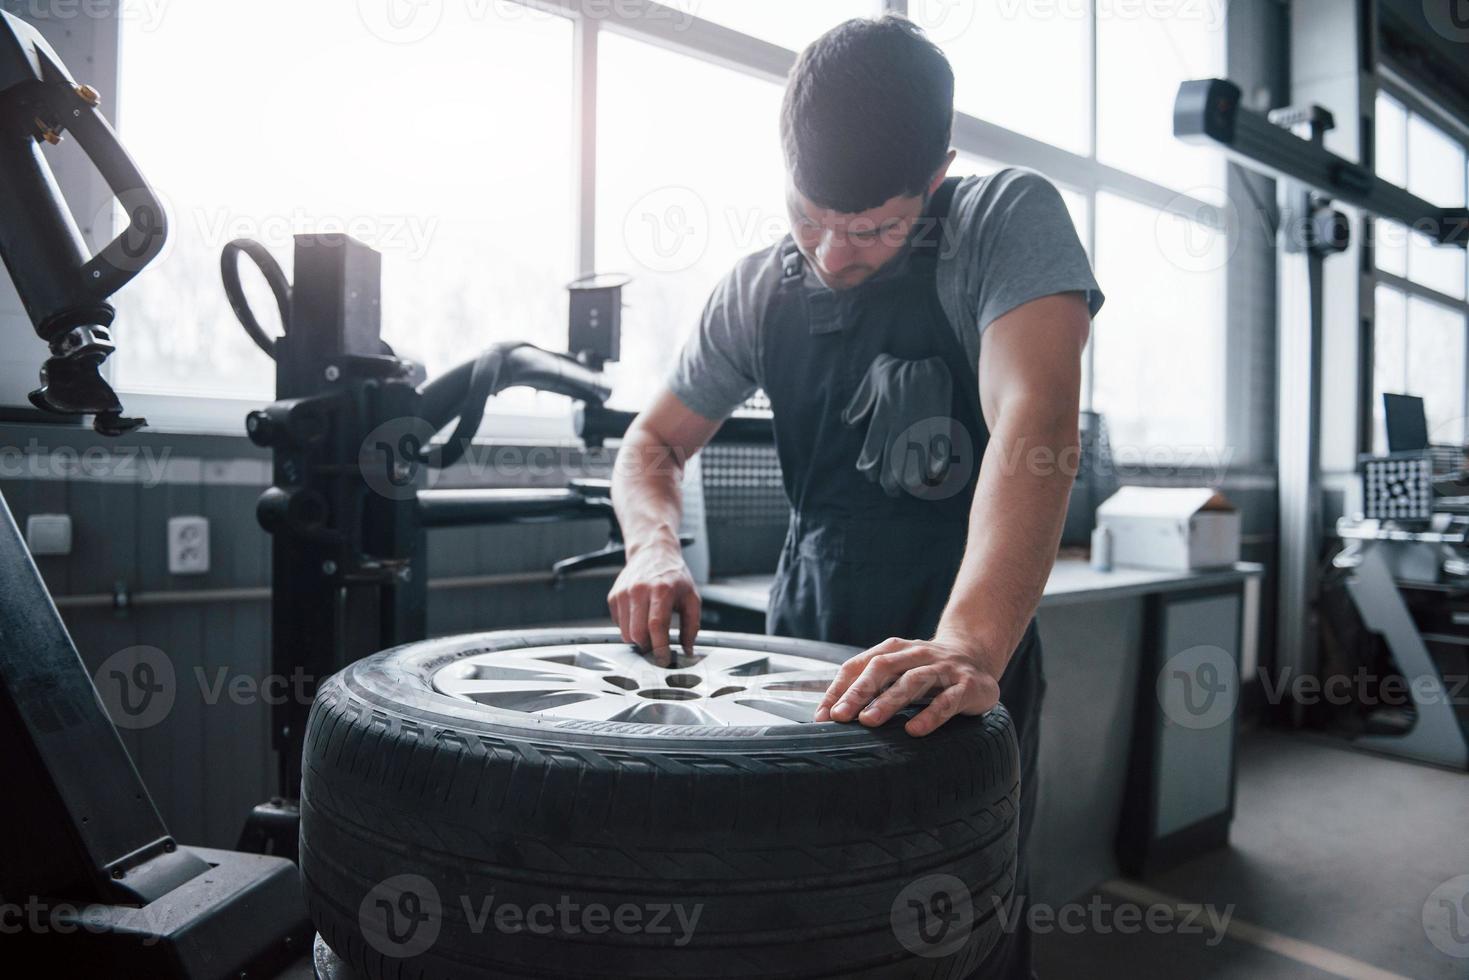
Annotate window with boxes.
[1370,86,1469,455]
[115,3,576,412]
[1374,91,1469,302]
[1405,106,1468,301]
[1372,287,1468,449]
[935,1,1090,155]
[1407,114,1468,210]
[1096,5,1227,200]
[689,0,880,51]
[104,0,1242,457]
[595,32,786,411]
[1092,192,1227,453]
[1375,93,1409,188]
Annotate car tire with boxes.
[300,628,1018,979]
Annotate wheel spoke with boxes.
[438,676,563,697]
[697,698,814,726]
[578,645,667,676]
[452,683,605,713]
[745,669,836,691]
[501,652,615,679]
[607,701,708,726]
[694,650,784,678]
[528,692,634,722]
[745,685,826,703]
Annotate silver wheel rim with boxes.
[431,642,838,726]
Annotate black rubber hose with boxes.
[220,238,290,359]
[417,343,613,470]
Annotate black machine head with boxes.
[0,10,164,435]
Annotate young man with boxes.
[608,15,1102,977]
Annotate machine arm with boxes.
[418,342,613,469]
[0,11,168,434]
[1175,78,1468,247]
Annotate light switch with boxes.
[26,514,72,556]
[167,516,210,575]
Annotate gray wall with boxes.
[1,421,614,848]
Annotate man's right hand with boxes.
[607,538,701,666]
[608,388,721,666]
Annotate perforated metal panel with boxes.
[702,442,788,527]
[701,398,788,577]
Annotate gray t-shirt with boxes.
[667,167,1104,422]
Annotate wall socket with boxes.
[25,514,72,556]
[167,516,210,575]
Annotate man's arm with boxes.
[815,292,1091,735]
[608,388,723,664]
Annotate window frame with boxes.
[1366,72,1469,450]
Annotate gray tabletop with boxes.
[701,559,1265,614]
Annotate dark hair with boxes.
[780,15,955,214]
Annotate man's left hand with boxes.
[814,635,1002,737]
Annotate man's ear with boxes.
[927,150,958,196]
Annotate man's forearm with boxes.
[935,407,1079,676]
[611,425,685,557]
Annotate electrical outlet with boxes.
[25,514,72,556]
[167,516,210,575]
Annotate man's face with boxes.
[785,185,924,291]
[784,156,953,290]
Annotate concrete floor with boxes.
[1036,729,1468,979]
[284,729,1465,979]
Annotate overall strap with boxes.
[779,238,804,283]
[910,175,963,265]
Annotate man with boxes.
[608,15,1102,978]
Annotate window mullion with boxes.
[573,14,599,276]
[1084,0,1099,412]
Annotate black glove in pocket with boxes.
[841,353,956,498]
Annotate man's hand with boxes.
[814,635,1002,737]
[607,539,701,666]
[609,389,721,667]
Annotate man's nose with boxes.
[815,232,859,277]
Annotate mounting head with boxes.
[568,273,629,369]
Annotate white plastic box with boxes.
[1095,487,1241,571]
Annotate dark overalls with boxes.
[760,178,1044,979]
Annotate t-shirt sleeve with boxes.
[943,169,1104,345]
[664,249,773,422]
